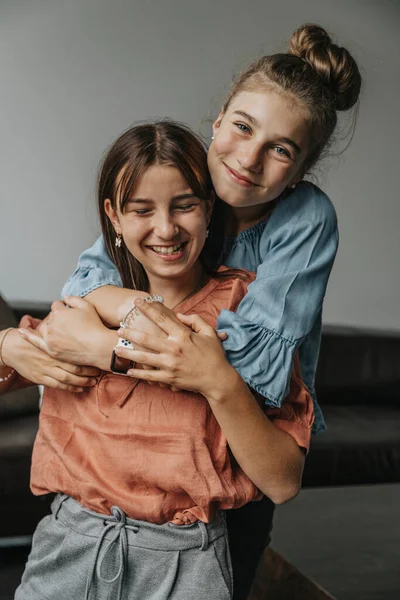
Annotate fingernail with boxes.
[117,328,124,336]
[134,298,144,306]
[18,328,26,336]
[114,347,122,355]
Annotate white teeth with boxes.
[150,244,183,255]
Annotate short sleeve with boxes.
[61,236,123,298]
[217,183,339,406]
[264,354,314,454]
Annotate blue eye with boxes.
[273,146,291,158]
[234,122,251,134]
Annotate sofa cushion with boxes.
[316,328,400,405]
[303,404,400,486]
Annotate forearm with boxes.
[84,286,148,327]
[205,367,305,504]
[0,329,35,395]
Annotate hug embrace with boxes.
[0,23,361,600]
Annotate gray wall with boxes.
[1,0,399,331]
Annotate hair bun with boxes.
[288,23,361,111]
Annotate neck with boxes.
[225,202,276,236]
[147,262,205,309]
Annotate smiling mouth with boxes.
[147,243,187,256]
[224,164,258,187]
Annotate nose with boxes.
[236,142,264,174]
[153,212,179,239]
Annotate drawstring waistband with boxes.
[51,494,227,599]
[84,506,139,600]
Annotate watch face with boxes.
[110,350,133,375]
[119,338,133,348]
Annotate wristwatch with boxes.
[110,337,134,375]
[110,294,164,375]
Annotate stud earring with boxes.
[206,228,209,238]
[211,136,214,141]
[115,233,122,248]
[290,183,296,189]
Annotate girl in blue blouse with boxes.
[44,24,361,600]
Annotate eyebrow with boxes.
[232,110,303,155]
[274,136,302,155]
[126,193,197,204]
[233,110,260,128]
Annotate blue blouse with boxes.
[62,181,338,434]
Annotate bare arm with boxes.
[83,286,149,328]
[18,299,118,372]
[0,327,99,395]
[113,301,308,504]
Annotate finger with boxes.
[114,347,166,369]
[53,367,98,387]
[118,329,171,354]
[19,314,42,329]
[126,367,170,384]
[18,327,48,352]
[63,295,90,310]
[134,299,184,337]
[176,313,214,336]
[51,299,68,312]
[41,375,85,393]
[59,363,101,377]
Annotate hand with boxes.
[2,328,99,392]
[114,299,233,398]
[19,297,109,367]
[119,298,170,385]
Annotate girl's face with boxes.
[207,90,311,209]
[105,164,213,288]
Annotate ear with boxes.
[212,111,224,137]
[289,175,303,188]
[104,199,121,234]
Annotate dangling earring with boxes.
[115,233,122,248]
[206,228,209,238]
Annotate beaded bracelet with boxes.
[110,295,163,375]
[120,294,164,329]
[0,367,16,384]
[0,328,16,383]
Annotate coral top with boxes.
[31,270,314,525]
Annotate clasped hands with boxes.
[114,298,229,397]
[18,295,229,397]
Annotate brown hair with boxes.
[98,120,223,290]
[222,24,362,174]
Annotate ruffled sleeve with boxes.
[61,236,122,298]
[264,354,314,453]
[217,183,339,407]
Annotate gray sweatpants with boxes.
[15,495,233,600]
